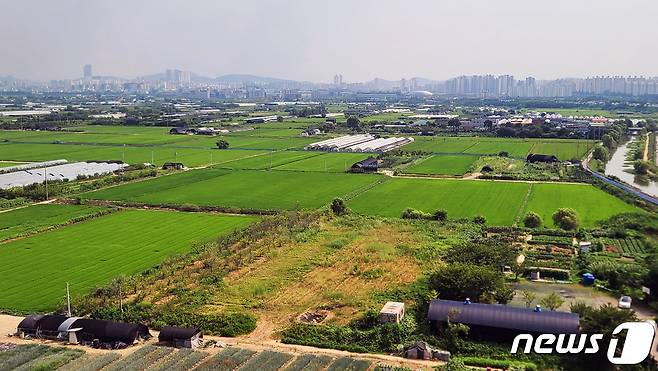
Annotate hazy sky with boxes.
[1,0,657,82]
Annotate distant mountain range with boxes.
[140,71,440,87]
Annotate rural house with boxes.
[350,157,379,173]
[162,162,185,170]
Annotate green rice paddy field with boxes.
[0,142,268,167]
[217,150,320,170]
[403,155,478,175]
[406,137,594,160]
[349,178,642,226]
[0,204,106,242]
[274,152,371,172]
[522,183,642,228]
[80,168,641,227]
[83,169,383,211]
[0,209,257,311]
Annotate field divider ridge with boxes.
[513,183,534,227]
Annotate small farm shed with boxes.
[71,318,149,345]
[162,162,185,170]
[16,315,67,339]
[379,301,405,323]
[526,154,559,163]
[404,341,450,361]
[579,241,592,253]
[16,315,44,337]
[428,299,579,340]
[158,326,203,348]
[350,157,379,173]
[481,165,494,173]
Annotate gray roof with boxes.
[428,299,579,334]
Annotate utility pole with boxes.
[66,282,71,316]
[119,284,123,318]
[44,167,49,200]
[151,151,154,165]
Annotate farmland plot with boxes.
[403,155,478,176]
[0,204,107,242]
[523,183,642,228]
[0,210,256,311]
[274,153,371,173]
[349,178,529,225]
[218,150,320,170]
[83,169,383,211]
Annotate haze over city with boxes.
[1,0,657,82]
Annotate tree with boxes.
[592,145,609,162]
[634,160,650,175]
[552,208,579,231]
[276,115,284,122]
[216,139,229,149]
[493,285,515,304]
[521,290,536,308]
[601,134,616,150]
[447,118,461,131]
[433,209,448,221]
[539,292,564,311]
[330,198,348,216]
[444,242,516,269]
[346,116,361,131]
[497,126,516,137]
[511,262,526,279]
[523,212,542,228]
[429,263,505,302]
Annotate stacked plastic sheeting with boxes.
[306,134,413,153]
[0,161,127,189]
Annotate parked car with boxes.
[618,295,632,309]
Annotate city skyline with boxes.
[1,0,657,82]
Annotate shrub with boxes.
[330,198,348,216]
[472,215,486,225]
[433,209,448,222]
[401,208,431,220]
[552,208,579,230]
[216,140,230,149]
[523,212,542,228]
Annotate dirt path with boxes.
[643,134,650,161]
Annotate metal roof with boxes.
[428,299,579,334]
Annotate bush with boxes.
[433,209,448,221]
[281,322,406,353]
[401,208,431,220]
[523,212,542,228]
[472,215,486,225]
[216,140,229,149]
[330,198,348,216]
[552,208,579,230]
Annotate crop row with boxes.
[604,238,646,255]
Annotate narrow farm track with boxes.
[513,183,534,226]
